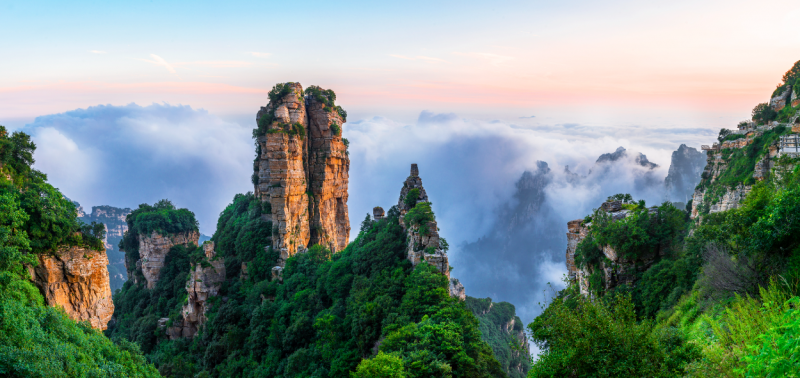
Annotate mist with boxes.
[23,104,715,330]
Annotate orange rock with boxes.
[31,246,114,330]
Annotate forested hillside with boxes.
[0,126,159,377]
[529,61,800,377]
[108,192,505,377]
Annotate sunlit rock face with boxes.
[138,230,199,289]
[31,245,114,330]
[253,83,350,269]
[78,205,132,291]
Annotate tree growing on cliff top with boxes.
[752,103,777,125]
[782,60,800,84]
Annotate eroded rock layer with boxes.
[138,230,199,289]
[253,83,350,266]
[167,242,225,339]
[31,246,114,330]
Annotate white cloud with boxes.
[24,103,253,234]
[140,54,177,74]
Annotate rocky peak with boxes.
[664,144,707,204]
[30,245,114,330]
[395,164,462,298]
[595,146,658,169]
[253,83,350,272]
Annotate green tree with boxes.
[352,352,406,378]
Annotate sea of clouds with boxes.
[21,103,716,337]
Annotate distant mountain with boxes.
[664,144,707,204]
[75,202,132,292]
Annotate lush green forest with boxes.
[528,61,800,377]
[108,192,506,377]
[0,126,160,377]
[466,297,531,378]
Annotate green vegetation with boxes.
[466,297,530,378]
[268,83,300,104]
[404,202,435,235]
[119,199,198,284]
[330,123,341,137]
[752,102,777,125]
[403,188,420,208]
[530,291,700,378]
[530,113,800,376]
[305,85,347,122]
[696,126,791,209]
[110,190,503,377]
[0,126,158,376]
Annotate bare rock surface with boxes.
[253,83,350,270]
[139,230,199,289]
[168,242,225,339]
[31,246,114,330]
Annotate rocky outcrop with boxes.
[167,242,225,339]
[566,201,662,295]
[397,164,451,280]
[31,246,114,330]
[253,83,350,270]
[466,297,530,378]
[78,205,132,291]
[449,278,465,300]
[138,230,199,289]
[664,144,707,203]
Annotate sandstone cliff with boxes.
[137,230,199,289]
[253,83,350,270]
[31,245,114,330]
[78,204,132,291]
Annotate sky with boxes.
[2,0,798,338]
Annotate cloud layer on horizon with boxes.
[24,103,254,234]
[23,104,715,332]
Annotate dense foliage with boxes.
[0,126,158,377]
[466,297,530,378]
[530,124,800,376]
[119,199,198,283]
[112,190,504,377]
[530,291,699,377]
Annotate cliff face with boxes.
[253,83,350,268]
[31,246,114,330]
[664,144,707,204]
[138,230,199,289]
[566,201,662,295]
[167,242,225,339]
[78,205,132,291]
[307,98,350,253]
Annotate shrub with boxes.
[404,188,420,209]
[752,102,777,125]
[330,123,341,137]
